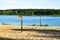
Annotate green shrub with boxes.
[45,24,48,26]
[32,24,36,26]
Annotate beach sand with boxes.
[0,25,60,40]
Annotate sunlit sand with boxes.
[0,24,60,40]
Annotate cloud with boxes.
[5,0,18,3]
[39,0,50,2]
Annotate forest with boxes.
[0,9,60,16]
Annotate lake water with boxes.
[0,15,60,26]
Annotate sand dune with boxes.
[0,25,60,40]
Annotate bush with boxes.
[45,24,48,26]
[41,24,48,26]
[32,24,36,26]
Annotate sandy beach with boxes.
[0,25,60,40]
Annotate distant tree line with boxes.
[0,9,60,16]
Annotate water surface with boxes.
[0,15,60,26]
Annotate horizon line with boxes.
[0,8,60,10]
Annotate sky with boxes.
[0,0,60,10]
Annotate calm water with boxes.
[0,15,60,26]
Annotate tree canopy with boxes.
[0,9,60,16]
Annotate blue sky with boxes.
[0,0,60,10]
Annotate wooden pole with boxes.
[21,16,23,32]
[40,16,41,27]
[18,15,23,32]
